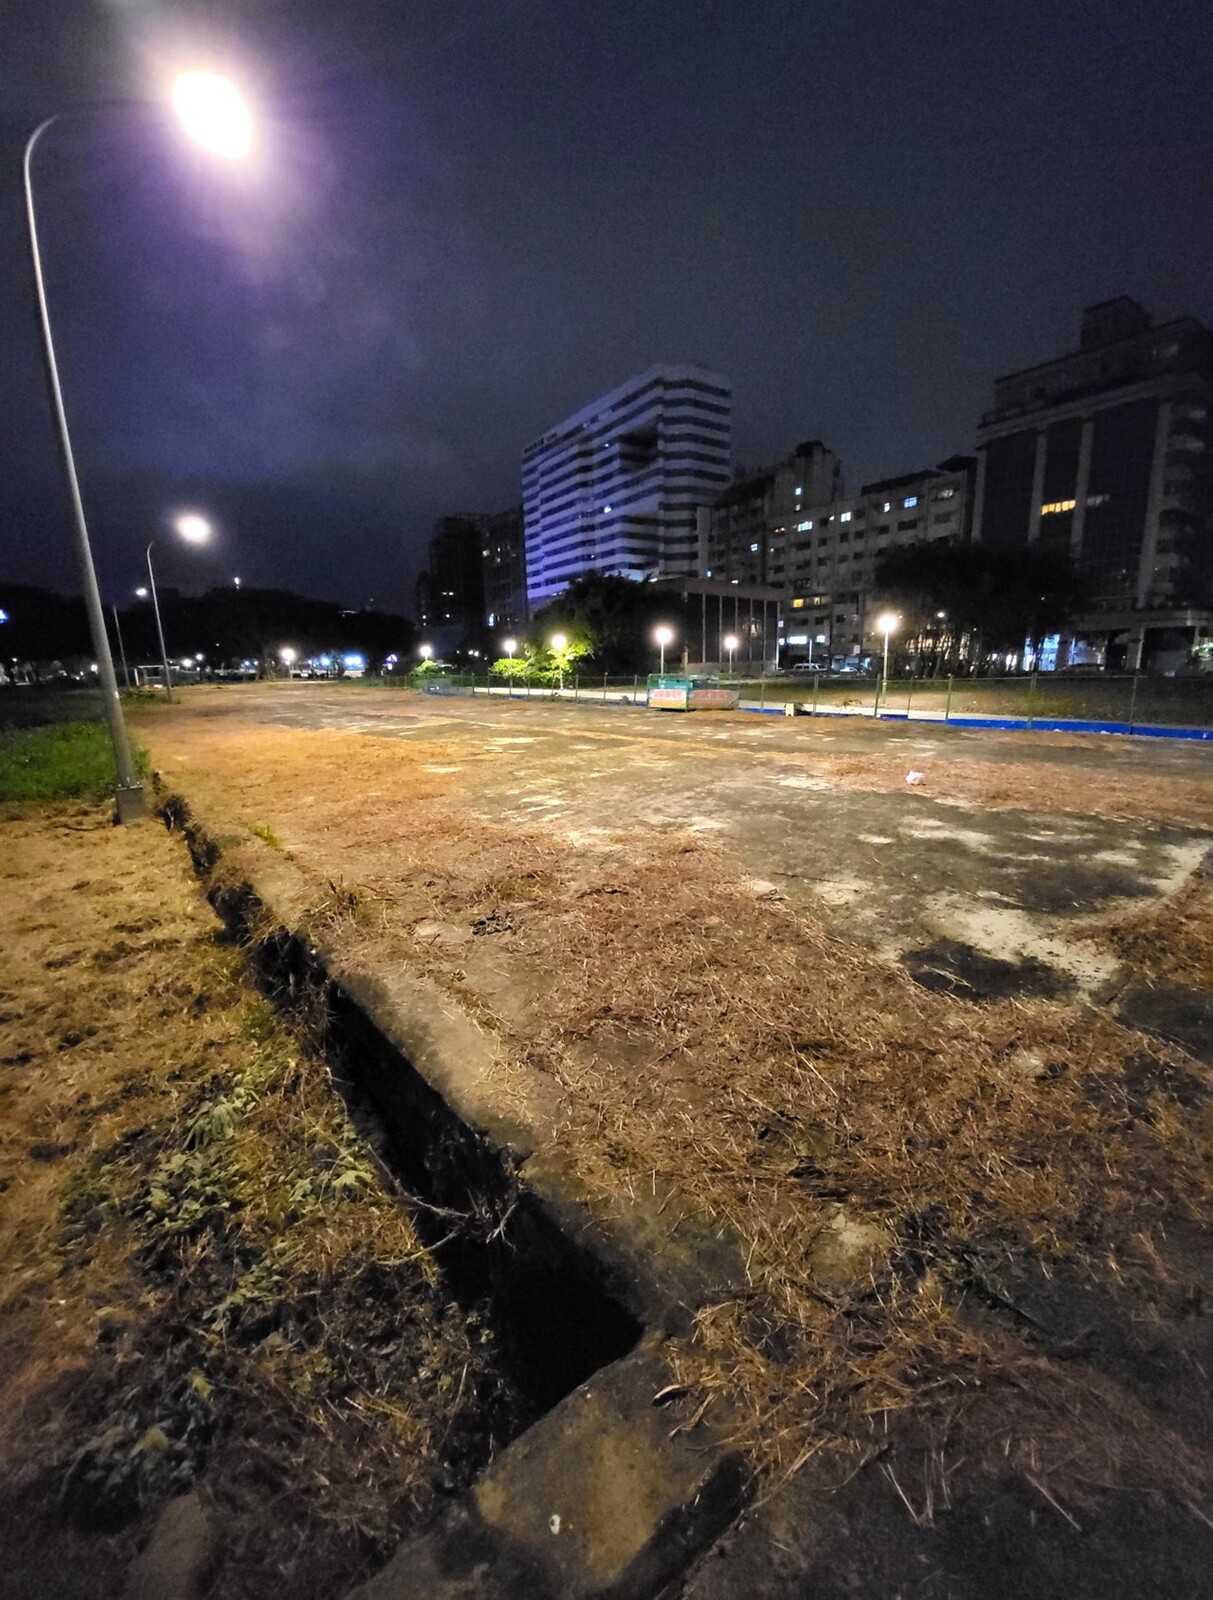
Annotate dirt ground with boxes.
[121,683,1213,1576]
[0,799,515,1600]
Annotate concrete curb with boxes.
[160,788,753,1600]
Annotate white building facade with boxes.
[521,364,732,609]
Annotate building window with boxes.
[883,502,891,513]
[897,519,919,531]
[795,519,813,531]
[1040,499,1076,515]
[795,485,803,495]
[840,511,852,522]
[903,495,919,508]
[934,487,956,500]
[750,543,759,552]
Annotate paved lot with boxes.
[169,682,1213,998]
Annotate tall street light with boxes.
[22,73,252,821]
[145,512,213,702]
[876,611,900,704]
[722,632,738,675]
[653,624,674,677]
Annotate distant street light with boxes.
[653,624,675,677]
[146,514,212,702]
[22,73,252,820]
[722,632,738,674]
[549,632,568,691]
[419,643,434,661]
[503,637,517,658]
[279,646,297,675]
[876,610,900,699]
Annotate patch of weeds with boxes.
[249,821,283,849]
[0,721,148,804]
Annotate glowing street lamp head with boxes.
[135,586,149,599]
[549,632,568,652]
[279,646,297,665]
[876,611,900,637]
[653,625,675,648]
[171,71,253,160]
[722,633,738,652]
[503,637,517,657]
[175,512,212,545]
[418,643,433,661]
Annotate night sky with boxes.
[2,0,1210,613]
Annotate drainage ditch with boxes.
[168,803,643,1437]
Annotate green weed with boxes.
[0,720,147,803]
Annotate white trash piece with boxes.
[905,770,925,785]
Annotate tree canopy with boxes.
[529,573,688,673]
[873,541,1088,670]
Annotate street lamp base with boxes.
[114,782,150,825]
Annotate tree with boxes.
[874,541,1087,672]
[529,573,689,674]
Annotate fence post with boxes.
[944,675,954,723]
[873,673,882,719]
[603,670,608,703]
[759,669,765,710]
[574,673,579,703]
[906,674,914,721]
[1127,671,1139,734]
[1026,670,1037,730]
[812,669,820,718]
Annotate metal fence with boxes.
[372,669,1213,735]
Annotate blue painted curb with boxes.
[735,703,1213,742]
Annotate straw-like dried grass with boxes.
[136,705,1213,1515]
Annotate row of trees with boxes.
[467,547,1088,680]
[872,542,1088,674]
[0,583,415,676]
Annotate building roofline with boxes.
[991,315,1207,386]
[522,363,731,455]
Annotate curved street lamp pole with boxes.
[24,116,146,820]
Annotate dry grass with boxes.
[133,702,1213,1521]
[0,800,510,1600]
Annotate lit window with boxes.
[603,504,612,513]
[883,502,891,512]
[840,511,852,522]
[795,485,803,495]
[903,495,918,508]
[796,519,813,531]
[705,568,713,577]
[791,597,805,608]
[1040,499,1077,515]
[750,543,759,552]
